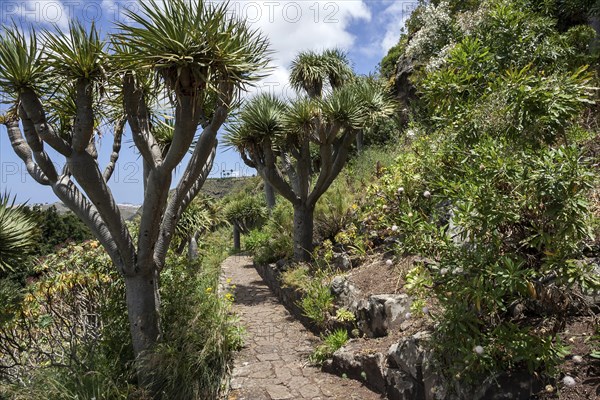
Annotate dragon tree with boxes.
[225,50,395,261]
[0,0,270,388]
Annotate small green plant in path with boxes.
[310,329,349,365]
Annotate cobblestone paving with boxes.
[222,255,383,400]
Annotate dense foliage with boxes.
[0,227,240,399]
[370,0,600,391]
[24,205,93,256]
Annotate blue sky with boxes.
[0,0,417,204]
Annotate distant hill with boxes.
[199,177,257,199]
[39,202,141,221]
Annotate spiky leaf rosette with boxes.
[0,194,37,272]
[289,49,354,98]
[112,0,271,97]
[0,25,46,95]
[224,93,288,150]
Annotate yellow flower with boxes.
[205,287,213,294]
[226,278,232,284]
[225,293,234,301]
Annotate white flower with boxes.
[562,376,576,387]
[474,345,484,355]
[397,187,405,194]
[572,355,583,364]
[407,212,414,218]
[423,190,431,198]
[405,312,411,319]
[391,225,399,232]
[454,267,463,274]
[440,268,448,275]
[386,259,393,266]
[405,1,453,61]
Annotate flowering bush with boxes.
[0,240,131,398]
[366,0,600,390]
[405,1,456,63]
[0,227,240,399]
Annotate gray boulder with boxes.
[325,344,386,393]
[356,294,412,337]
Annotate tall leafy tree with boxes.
[0,0,270,387]
[226,50,395,261]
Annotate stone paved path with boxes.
[222,255,383,400]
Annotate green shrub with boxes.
[314,182,355,242]
[372,134,600,386]
[248,201,294,264]
[0,240,132,398]
[309,329,349,365]
[2,369,132,400]
[24,205,93,256]
[366,0,600,390]
[174,195,225,254]
[280,264,311,289]
[223,195,267,233]
[244,229,270,254]
[147,229,242,399]
[299,274,335,329]
[0,194,37,275]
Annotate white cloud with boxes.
[228,0,371,98]
[3,0,71,31]
[378,1,418,53]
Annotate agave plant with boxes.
[226,50,396,261]
[0,193,37,273]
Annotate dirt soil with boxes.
[534,316,600,400]
[347,253,417,295]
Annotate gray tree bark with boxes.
[356,130,364,153]
[293,203,315,262]
[188,233,199,261]
[3,70,235,391]
[124,268,161,375]
[233,224,241,251]
[264,181,276,209]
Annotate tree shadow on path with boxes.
[232,281,276,306]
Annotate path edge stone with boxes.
[254,261,321,335]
